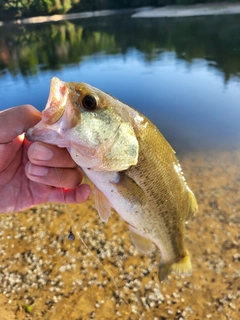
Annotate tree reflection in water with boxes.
[1,14,240,81]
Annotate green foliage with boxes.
[0,0,82,18]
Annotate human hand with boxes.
[0,105,91,213]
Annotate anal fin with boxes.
[129,225,154,255]
[94,186,111,223]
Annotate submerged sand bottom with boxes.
[0,148,239,319]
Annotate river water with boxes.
[1,14,240,152]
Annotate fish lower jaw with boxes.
[83,167,120,183]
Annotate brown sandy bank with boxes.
[132,2,240,18]
[0,148,239,319]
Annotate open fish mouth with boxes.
[26,77,79,148]
[41,77,68,125]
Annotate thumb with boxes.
[0,105,42,144]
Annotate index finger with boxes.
[0,105,42,144]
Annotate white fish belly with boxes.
[83,168,143,227]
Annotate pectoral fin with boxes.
[129,225,154,255]
[94,186,111,223]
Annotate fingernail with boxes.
[33,143,53,161]
[82,184,92,200]
[28,163,49,176]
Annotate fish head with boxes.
[26,77,139,171]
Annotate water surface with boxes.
[1,14,240,153]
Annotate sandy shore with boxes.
[0,148,239,319]
[1,3,240,27]
[0,7,152,27]
[132,3,240,18]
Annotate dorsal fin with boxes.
[186,189,198,221]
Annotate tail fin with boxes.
[158,251,192,282]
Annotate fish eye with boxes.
[82,94,98,111]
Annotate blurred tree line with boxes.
[0,0,78,19]
[0,0,240,20]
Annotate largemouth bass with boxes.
[26,77,197,281]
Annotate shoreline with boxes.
[1,3,240,27]
[132,3,240,18]
[0,7,151,27]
